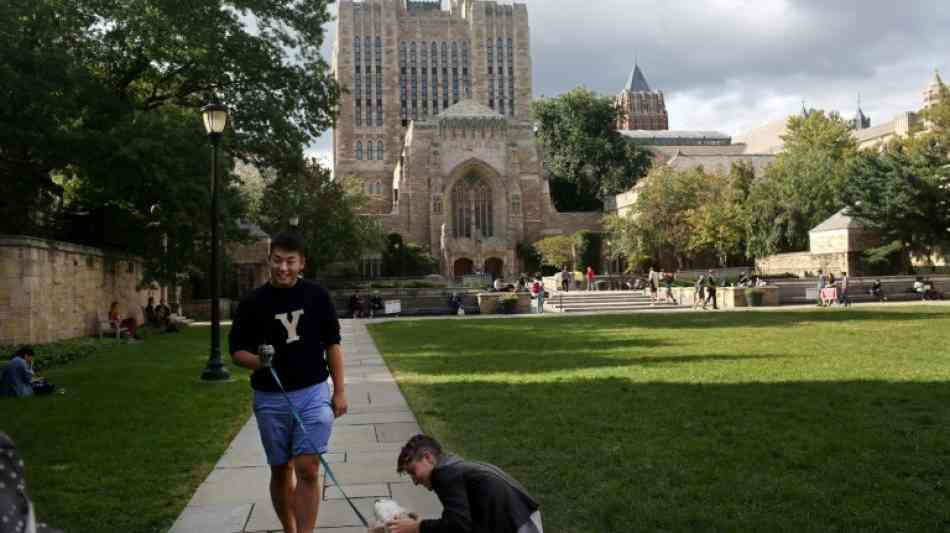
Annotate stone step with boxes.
[548,295,654,303]
[546,301,687,313]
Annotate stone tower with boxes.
[332,0,534,214]
[923,69,944,109]
[330,1,604,279]
[616,64,669,130]
[850,94,871,130]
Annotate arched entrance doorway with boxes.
[454,258,474,277]
[484,257,504,279]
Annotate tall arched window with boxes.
[356,141,363,160]
[377,141,384,161]
[452,176,493,238]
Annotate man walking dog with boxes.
[229,232,348,533]
[385,434,543,533]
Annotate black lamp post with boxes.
[200,101,231,382]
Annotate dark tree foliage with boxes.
[842,137,950,272]
[0,0,339,284]
[532,87,652,203]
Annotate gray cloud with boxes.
[309,0,949,158]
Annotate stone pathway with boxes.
[168,319,442,533]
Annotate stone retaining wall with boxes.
[0,235,148,345]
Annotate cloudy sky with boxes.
[307,0,950,162]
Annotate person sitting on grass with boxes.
[385,434,543,533]
[1,346,35,398]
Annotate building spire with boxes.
[625,63,652,93]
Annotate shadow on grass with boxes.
[403,378,950,533]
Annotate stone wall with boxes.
[0,235,148,345]
[755,251,851,277]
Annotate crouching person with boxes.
[386,434,542,533]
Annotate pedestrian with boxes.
[693,274,706,309]
[531,275,545,314]
[648,267,659,304]
[704,269,719,310]
[816,269,827,307]
[560,265,570,292]
[663,271,678,304]
[586,266,595,291]
[228,232,348,533]
[838,271,850,307]
[386,434,543,533]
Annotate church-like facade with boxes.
[332,0,601,278]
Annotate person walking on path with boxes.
[560,265,570,292]
[663,271,678,304]
[386,434,543,533]
[531,275,545,314]
[692,274,706,309]
[228,232,348,533]
[703,269,719,310]
[838,271,851,307]
[816,269,827,307]
[585,266,596,291]
[648,267,659,304]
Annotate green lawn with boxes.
[3,325,250,533]
[368,306,950,533]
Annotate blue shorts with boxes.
[254,381,334,465]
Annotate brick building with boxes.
[615,64,669,131]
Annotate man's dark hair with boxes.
[270,232,306,257]
[13,345,34,359]
[397,434,443,474]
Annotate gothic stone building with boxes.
[332,0,600,278]
[616,64,669,131]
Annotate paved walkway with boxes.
[168,319,442,533]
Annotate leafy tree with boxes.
[532,87,652,204]
[745,110,856,257]
[842,136,950,272]
[257,161,385,277]
[533,235,575,269]
[686,171,747,267]
[0,0,339,263]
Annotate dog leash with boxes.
[267,366,371,528]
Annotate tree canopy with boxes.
[604,163,753,271]
[0,0,340,285]
[745,110,856,257]
[842,135,950,271]
[257,162,385,278]
[531,87,652,208]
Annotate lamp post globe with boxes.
[201,101,231,382]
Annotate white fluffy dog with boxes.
[368,499,418,533]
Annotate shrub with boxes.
[0,337,114,372]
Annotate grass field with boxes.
[3,325,249,533]
[368,306,950,533]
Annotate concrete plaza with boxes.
[168,319,442,533]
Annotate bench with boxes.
[97,314,129,340]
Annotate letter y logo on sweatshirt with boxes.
[275,310,304,343]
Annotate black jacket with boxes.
[420,454,539,533]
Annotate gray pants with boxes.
[518,511,544,533]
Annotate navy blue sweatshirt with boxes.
[228,280,341,392]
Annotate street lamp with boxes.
[200,101,231,382]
